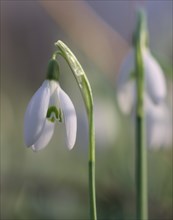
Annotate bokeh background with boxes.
[1,1,172,219]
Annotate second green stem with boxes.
[135,42,148,220]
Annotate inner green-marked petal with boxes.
[47,106,59,118]
[46,106,63,122]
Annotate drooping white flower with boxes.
[24,80,77,151]
[117,47,166,112]
[116,47,171,149]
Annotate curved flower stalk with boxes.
[24,59,77,151]
[54,41,97,220]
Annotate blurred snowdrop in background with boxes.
[116,45,172,149]
[117,48,167,104]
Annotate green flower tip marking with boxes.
[46,59,60,81]
[46,106,63,123]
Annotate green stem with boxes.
[135,42,148,220]
[136,115,148,220]
[133,9,148,220]
[88,106,97,220]
[54,41,97,220]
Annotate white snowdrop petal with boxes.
[58,87,77,150]
[31,120,55,151]
[117,49,135,89]
[145,95,172,149]
[24,80,50,147]
[143,49,166,104]
[49,81,60,109]
[117,80,136,114]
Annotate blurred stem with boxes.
[134,10,148,220]
[54,41,97,220]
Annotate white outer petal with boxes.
[117,80,136,114]
[116,49,135,115]
[143,48,166,104]
[117,48,166,108]
[145,95,172,149]
[58,87,77,150]
[116,49,134,89]
[24,80,50,147]
[31,120,55,151]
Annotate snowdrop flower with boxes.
[116,46,169,149]
[24,59,77,151]
[117,47,166,113]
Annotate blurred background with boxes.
[1,0,172,219]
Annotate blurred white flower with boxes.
[117,47,166,107]
[24,80,77,151]
[116,47,171,148]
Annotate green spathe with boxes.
[46,59,60,81]
[132,9,148,48]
